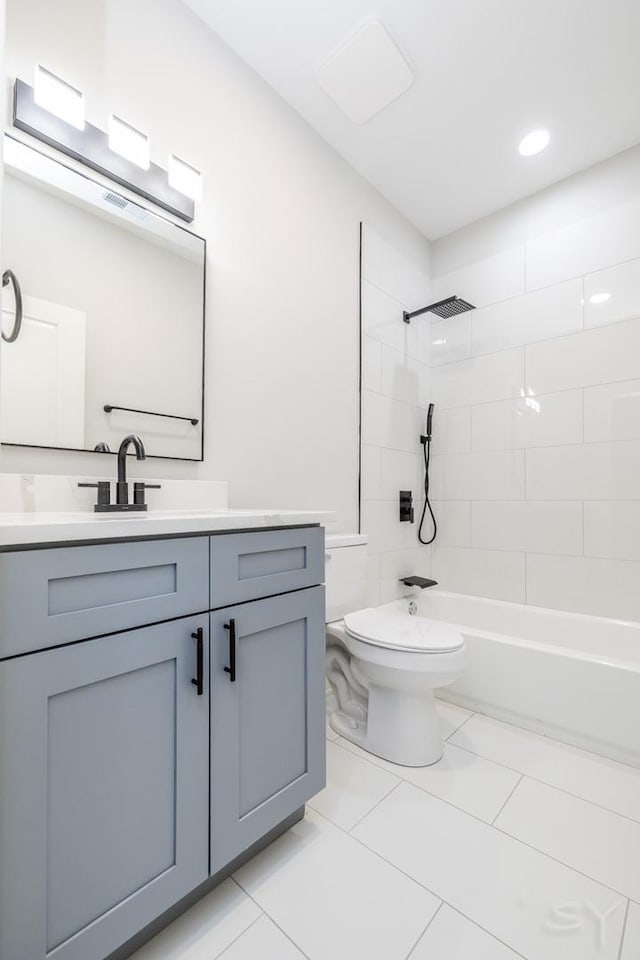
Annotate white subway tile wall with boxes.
[429,197,640,619]
[360,226,432,603]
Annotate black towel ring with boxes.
[2,270,22,343]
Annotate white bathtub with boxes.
[411,590,640,767]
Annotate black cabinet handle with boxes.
[191,627,204,695]
[224,619,236,682]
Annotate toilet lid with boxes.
[344,606,464,654]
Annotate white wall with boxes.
[360,224,432,604]
[429,145,640,620]
[1,0,429,530]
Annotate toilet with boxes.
[325,534,466,766]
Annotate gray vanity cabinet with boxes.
[0,615,210,960]
[0,525,325,960]
[209,586,326,873]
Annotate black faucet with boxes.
[398,576,438,589]
[117,434,146,505]
[78,434,161,512]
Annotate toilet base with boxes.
[329,685,443,767]
[326,620,465,768]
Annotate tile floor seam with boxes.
[450,741,640,827]
[407,904,530,960]
[342,781,629,923]
[331,727,640,888]
[443,708,476,739]
[491,815,632,902]
[214,913,264,960]
[312,798,447,897]
[454,710,640,772]
[333,735,520,829]
[491,772,524,825]
[346,772,404,833]
[617,898,631,960]
[309,804,537,960]
[229,876,313,960]
[404,901,444,960]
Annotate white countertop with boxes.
[0,508,335,547]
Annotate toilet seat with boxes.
[344,606,464,654]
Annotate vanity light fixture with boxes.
[13,77,195,222]
[589,292,611,305]
[108,115,150,170]
[168,155,203,202]
[33,65,84,130]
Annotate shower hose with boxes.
[418,433,437,545]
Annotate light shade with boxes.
[168,155,202,201]
[518,129,550,157]
[34,65,84,130]
[108,115,150,170]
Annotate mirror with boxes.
[1,135,205,461]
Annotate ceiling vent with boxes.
[317,21,413,125]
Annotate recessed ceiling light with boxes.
[589,292,611,305]
[34,65,84,130]
[518,129,550,157]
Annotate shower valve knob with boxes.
[399,490,414,523]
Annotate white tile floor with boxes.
[132,701,640,960]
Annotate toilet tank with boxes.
[324,534,368,622]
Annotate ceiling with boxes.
[183,0,640,239]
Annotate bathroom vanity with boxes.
[0,509,329,960]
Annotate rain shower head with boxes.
[403,296,476,323]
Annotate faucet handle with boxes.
[133,482,161,507]
[78,481,111,507]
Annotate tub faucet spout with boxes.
[399,576,438,589]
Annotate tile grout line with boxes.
[368,773,629,906]
[491,814,634,903]
[448,740,640,827]
[444,710,475,740]
[311,804,532,960]
[229,876,313,960]
[430,434,640,455]
[430,309,640,369]
[331,734,527,833]
[327,736,632,903]
[451,705,640,772]
[617,897,631,960]
[427,372,640,420]
[404,901,444,960]
[346,771,404,833]
[214,912,264,960]
[491,772,524,825]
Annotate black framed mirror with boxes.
[1,135,206,461]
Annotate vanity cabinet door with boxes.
[0,617,209,960]
[210,587,326,874]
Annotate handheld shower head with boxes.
[426,403,434,440]
[418,403,436,545]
